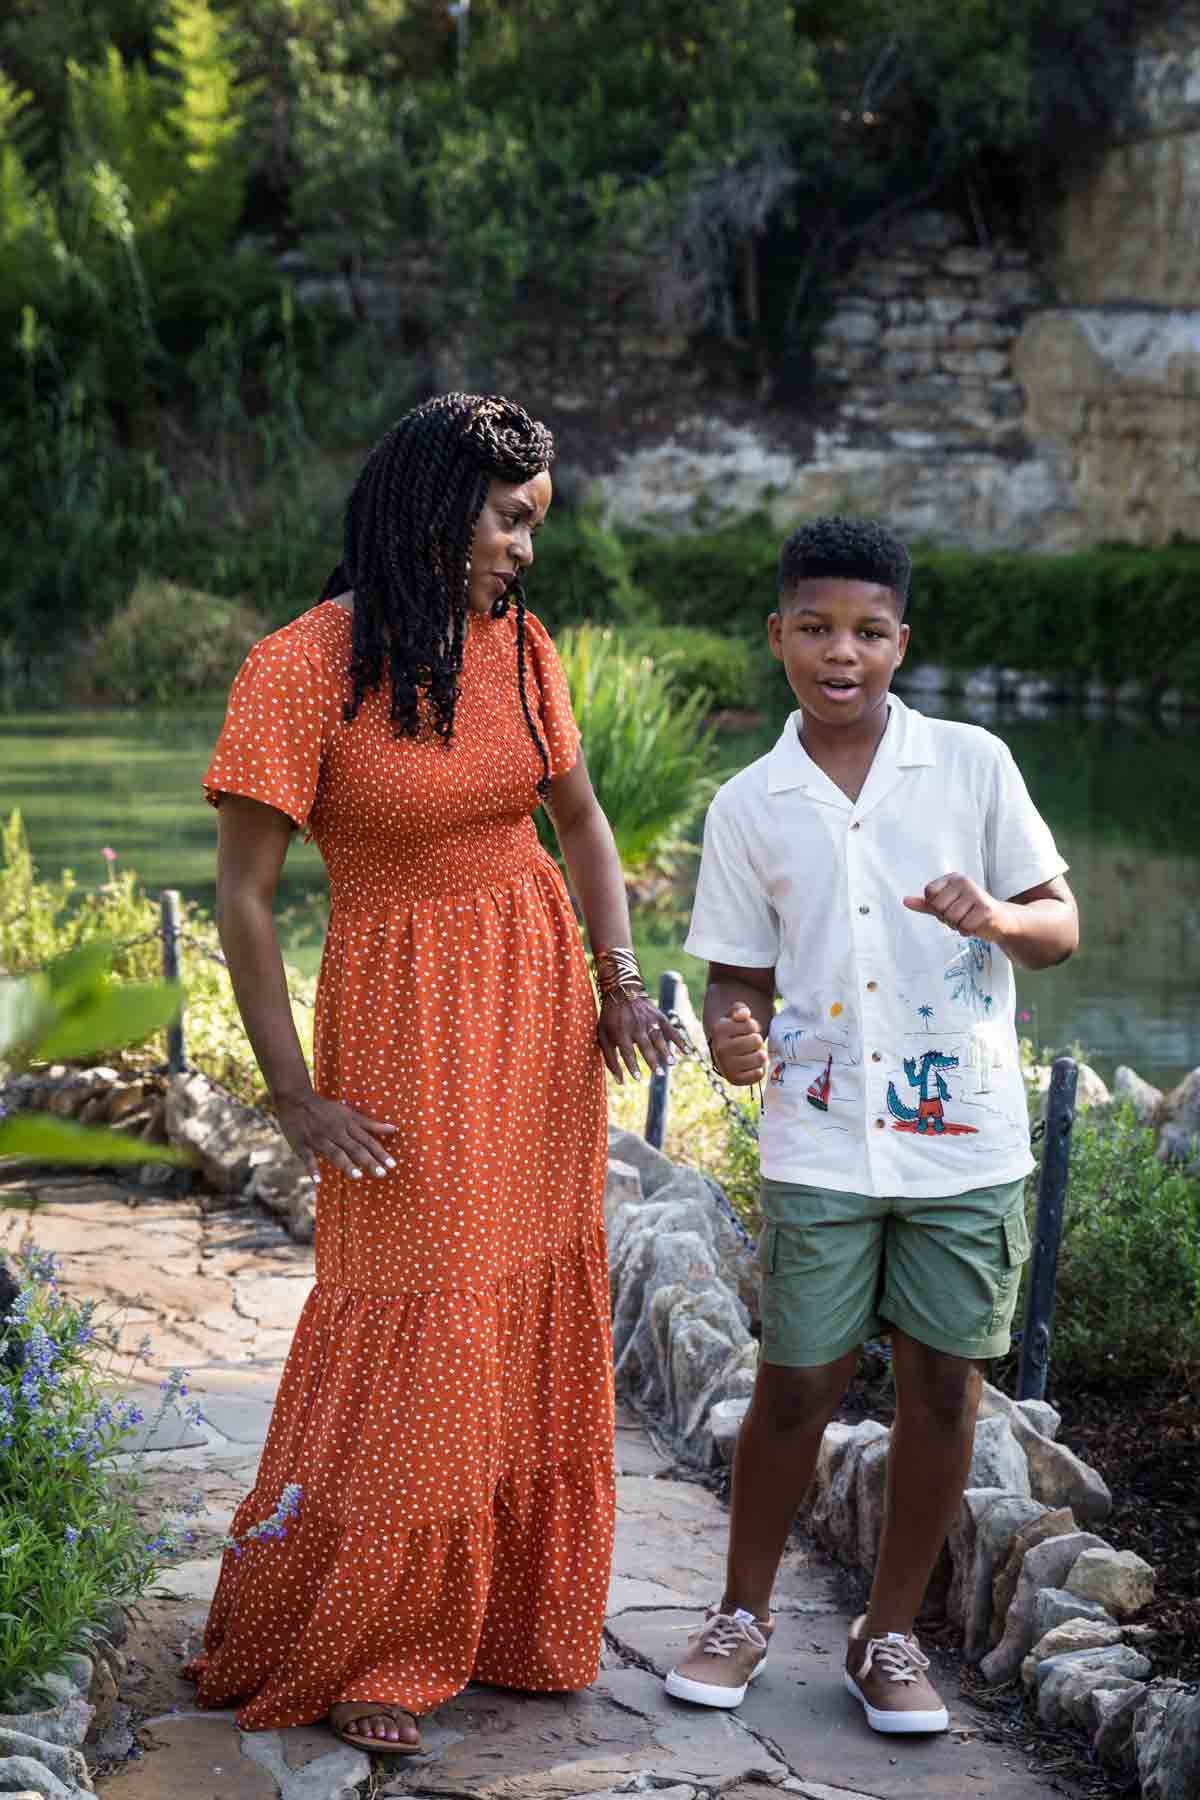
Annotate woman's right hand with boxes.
[275,1091,400,1183]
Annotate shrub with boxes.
[0,811,312,1107]
[538,625,720,873]
[77,577,267,704]
[0,1248,200,1699]
[0,1247,300,1701]
[1025,1104,1200,1390]
[625,624,769,713]
[622,521,1200,699]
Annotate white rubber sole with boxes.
[844,1671,949,1734]
[664,1654,767,1709]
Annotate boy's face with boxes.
[768,578,909,729]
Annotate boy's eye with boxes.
[861,629,883,640]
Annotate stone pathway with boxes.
[3,1170,1080,1800]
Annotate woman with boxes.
[186,393,680,1751]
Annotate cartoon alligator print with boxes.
[887,1049,979,1136]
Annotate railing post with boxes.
[1016,1055,1078,1402]
[160,889,186,1076]
[645,969,682,1150]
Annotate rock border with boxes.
[604,1127,1193,1794]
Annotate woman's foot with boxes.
[328,1703,422,1752]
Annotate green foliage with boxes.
[625,626,767,713]
[1030,1105,1200,1390]
[0,811,313,1108]
[79,577,267,704]
[607,1054,761,1229]
[538,625,720,874]
[621,520,1200,699]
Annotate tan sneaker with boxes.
[844,1615,950,1734]
[664,1606,772,1708]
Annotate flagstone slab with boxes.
[101,1714,277,1799]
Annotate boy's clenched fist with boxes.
[709,1002,770,1085]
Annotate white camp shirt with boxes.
[685,695,1068,1198]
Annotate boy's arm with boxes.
[704,962,775,1084]
[904,872,1078,971]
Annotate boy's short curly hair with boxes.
[777,516,912,614]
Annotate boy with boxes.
[666,517,1078,1734]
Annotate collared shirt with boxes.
[685,695,1068,1198]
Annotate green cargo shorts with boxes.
[758,1175,1030,1366]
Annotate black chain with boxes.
[179,931,314,1009]
[666,1010,760,1143]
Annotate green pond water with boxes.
[1,697,1198,1092]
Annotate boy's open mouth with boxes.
[817,678,860,698]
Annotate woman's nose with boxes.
[511,530,534,568]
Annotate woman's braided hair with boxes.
[324,392,557,795]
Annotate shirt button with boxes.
[874,1118,886,1130]
[871,1051,882,1062]
[850,821,861,831]
[866,980,878,992]
[859,904,870,915]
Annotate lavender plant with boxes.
[0,1248,300,1700]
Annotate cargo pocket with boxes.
[990,1202,1031,1332]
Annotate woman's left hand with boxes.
[598,994,689,1083]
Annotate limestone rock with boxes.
[612,1228,721,1412]
[1022,1618,1124,1685]
[1157,1123,1200,1169]
[0,1703,91,1753]
[808,1420,888,1563]
[606,1126,676,1197]
[0,1729,89,1793]
[967,1413,1030,1496]
[1113,1064,1163,1126]
[603,1158,642,1229]
[0,1759,82,1800]
[1154,1067,1200,1137]
[243,1148,317,1244]
[981,1528,1107,1684]
[1067,1546,1156,1619]
[854,1436,891,1573]
[1030,1060,1111,1110]
[1091,1681,1147,1771]
[1136,1679,1200,1800]
[949,1491,1048,1662]
[1037,1645,1153,1729]
[165,1071,283,1192]
[709,1395,750,1465]
[991,1508,1079,1646]
[1015,1397,1061,1441]
[1032,1585,1118,1640]
[977,1383,1110,1521]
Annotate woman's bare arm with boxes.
[543,755,685,1082]
[215,796,398,1181]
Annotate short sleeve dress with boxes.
[185,601,615,1729]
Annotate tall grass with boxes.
[539,624,720,873]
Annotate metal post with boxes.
[1016,1055,1078,1402]
[160,889,186,1075]
[448,0,470,78]
[645,969,682,1150]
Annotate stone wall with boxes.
[583,17,1200,551]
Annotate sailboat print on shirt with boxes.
[807,1053,833,1112]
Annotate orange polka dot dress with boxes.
[186,601,615,1729]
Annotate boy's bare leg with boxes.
[723,1350,859,1619]
[863,1329,982,1637]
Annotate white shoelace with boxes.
[686,1609,767,1659]
[858,1631,931,1686]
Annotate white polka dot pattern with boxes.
[186,603,615,1729]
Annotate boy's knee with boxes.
[897,1339,981,1431]
[752,1357,852,1436]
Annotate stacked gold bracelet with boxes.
[592,946,649,1004]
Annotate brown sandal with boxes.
[328,1702,423,1754]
